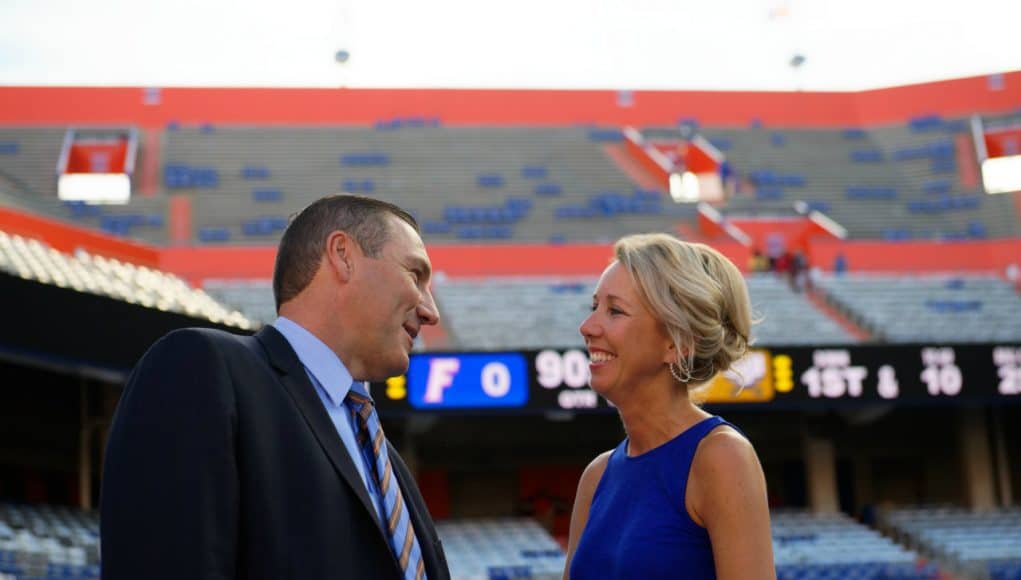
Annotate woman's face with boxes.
[579,261,675,399]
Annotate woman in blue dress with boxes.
[565,234,775,579]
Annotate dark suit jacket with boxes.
[101,325,449,580]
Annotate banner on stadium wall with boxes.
[371,344,1021,414]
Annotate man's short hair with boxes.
[272,194,419,310]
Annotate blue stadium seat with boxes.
[64,201,102,219]
[908,114,944,133]
[341,179,375,193]
[477,173,505,188]
[521,165,548,179]
[925,299,982,313]
[780,174,806,187]
[710,137,732,151]
[165,164,220,188]
[756,188,784,200]
[252,188,283,202]
[846,187,897,200]
[423,221,451,234]
[587,128,624,142]
[922,180,951,195]
[241,165,271,179]
[802,201,830,213]
[456,225,513,240]
[339,152,390,167]
[677,117,699,129]
[0,141,19,155]
[850,150,884,163]
[771,133,787,147]
[534,182,561,196]
[198,227,231,242]
[966,221,988,239]
[241,218,282,236]
[842,128,866,139]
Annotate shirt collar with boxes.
[272,316,365,407]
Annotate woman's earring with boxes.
[669,362,686,383]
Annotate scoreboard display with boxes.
[371,344,1021,414]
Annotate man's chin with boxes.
[367,354,410,383]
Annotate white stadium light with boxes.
[669,171,700,203]
[980,155,1021,194]
[58,173,131,204]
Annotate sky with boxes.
[1,0,1019,91]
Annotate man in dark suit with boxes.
[101,195,450,579]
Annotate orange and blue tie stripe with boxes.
[346,387,426,580]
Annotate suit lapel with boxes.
[254,326,386,533]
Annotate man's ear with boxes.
[324,230,359,283]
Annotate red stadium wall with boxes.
[0,207,160,267]
[65,142,128,174]
[809,239,1021,274]
[1,71,1019,128]
[161,239,1021,285]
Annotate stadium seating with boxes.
[815,274,1021,342]
[648,119,1019,241]
[0,229,252,329]
[3,118,1020,245]
[882,507,1021,580]
[436,518,565,580]
[163,125,686,245]
[430,274,855,350]
[745,274,856,345]
[203,279,277,328]
[772,510,938,580]
[0,503,99,580]
[203,271,881,349]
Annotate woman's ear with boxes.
[662,338,690,365]
[662,340,677,365]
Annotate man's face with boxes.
[344,216,439,381]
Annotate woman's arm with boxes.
[562,450,611,580]
[688,429,775,580]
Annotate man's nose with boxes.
[419,289,440,326]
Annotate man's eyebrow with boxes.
[408,255,432,279]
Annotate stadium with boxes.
[2,7,1021,579]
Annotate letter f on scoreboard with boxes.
[424,357,461,403]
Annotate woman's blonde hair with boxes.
[614,233,753,390]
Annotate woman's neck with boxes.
[615,379,709,457]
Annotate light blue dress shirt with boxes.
[272,316,386,524]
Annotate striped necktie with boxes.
[346,386,426,580]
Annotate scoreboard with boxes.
[371,344,1021,414]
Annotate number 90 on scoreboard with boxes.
[406,353,529,409]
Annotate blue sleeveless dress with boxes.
[570,416,735,580]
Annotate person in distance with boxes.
[564,233,775,580]
[101,194,450,580]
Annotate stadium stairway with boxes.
[804,285,872,342]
